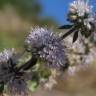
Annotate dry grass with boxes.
[31,64,96,96]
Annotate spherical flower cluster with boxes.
[25,27,69,70]
[69,0,92,17]
[68,0,94,24]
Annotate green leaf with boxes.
[58,25,73,29]
[59,27,76,40]
[73,31,78,43]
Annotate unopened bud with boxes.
[69,15,77,21]
[70,3,77,10]
[69,8,76,14]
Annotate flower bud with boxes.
[69,8,77,14]
[69,3,77,10]
[69,15,78,21]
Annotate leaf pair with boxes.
[59,24,78,42]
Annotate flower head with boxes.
[25,27,69,70]
[59,0,95,42]
[68,0,94,31]
[69,0,92,17]
[0,49,15,83]
[8,78,28,96]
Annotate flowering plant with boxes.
[0,0,96,96]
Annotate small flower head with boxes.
[8,78,28,96]
[68,0,94,30]
[38,39,68,70]
[59,0,95,40]
[0,48,14,63]
[0,49,15,83]
[69,0,92,17]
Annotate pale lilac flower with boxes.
[0,48,14,63]
[0,49,29,95]
[25,27,68,70]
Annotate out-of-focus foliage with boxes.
[0,0,57,26]
[0,0,57,51]
[0,0,41,20]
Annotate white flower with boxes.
[68,0,95,37]
[69,0,93,17]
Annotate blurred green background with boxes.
[0,0,57,51]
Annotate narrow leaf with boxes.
[58,25,73,29]
[59,27,76,41]
[17,54,37,71]
[73,30,78,43]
